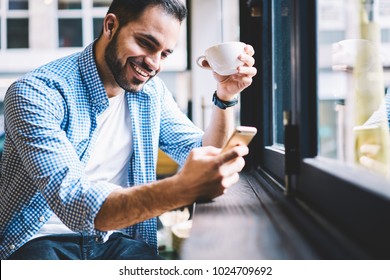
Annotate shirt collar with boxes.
[78,42,109,114]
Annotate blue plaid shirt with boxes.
[0,43,203,259]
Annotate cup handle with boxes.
[196,55,212,70]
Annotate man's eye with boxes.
[139,39,153,50]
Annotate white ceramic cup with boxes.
[196,42,246,76]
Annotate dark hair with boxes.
[107,0,187,27]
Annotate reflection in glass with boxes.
[8,0,28,10]
[93,0,111,7]
[58,18,83,47]
[272,0,292,146]
[317,0,390,177]
[58,0,81,10]
[7,18,29,48]
[353,2,390,176]
[317,0,347,159]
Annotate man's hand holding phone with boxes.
[222,126,257,153]
[172,126,257,203]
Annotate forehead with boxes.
[121,5,182,47]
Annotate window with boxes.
[7,18,28,48]
[57,0,83,47]
[241,0,390,258]
[58,0,81,10]
[93,17,103,39]
[57,0,111,47]
[318,0,390,179]
[93,0,111,8]
[245,0,295,183]
[92,1,111,40]
[58,18,83,47]
[3,0,29,49]
[272,0,292,147]
[8,0,28,10]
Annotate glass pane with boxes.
[8,0,28,10]
[317,1,346,159]
[93,18,104,39]
[7,18,29,48]
[58,18,83,47]
[272,0,292,146]
[317,0,390,177]
[93,0,111,7]
[58,0,81,10]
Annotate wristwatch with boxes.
[212,91,238,110]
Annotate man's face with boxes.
[104,6,181,92]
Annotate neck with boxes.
[94,39,124,98]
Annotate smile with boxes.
[131,62,155,77]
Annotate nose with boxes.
[144,53,161,72]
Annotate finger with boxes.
[244,44,255,56]
[239,53,255,67]
[220,156,246,176]
[359,144,380,156]
[229,74,254,87]
[237,65,257,77]
[221,172,240,190]
[218,145,249,164]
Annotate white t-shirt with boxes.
[84,91,133,186]
[35,92,132,237]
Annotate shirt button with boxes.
[9,245,15,250]
[39,216,45,222]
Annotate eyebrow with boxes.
[141,33,174,54]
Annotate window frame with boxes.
[240,0,390,258]
[293,0,390,258]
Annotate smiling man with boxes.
[98,4,178,94]
[0,0,256,260]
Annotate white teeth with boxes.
[133,64,149,77]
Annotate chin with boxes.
[115,75,146,93]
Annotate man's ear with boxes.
[104,13,118,39]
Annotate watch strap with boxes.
[212,91,238,110]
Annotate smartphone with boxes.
[222,126,257,152]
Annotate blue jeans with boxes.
[7,232,164,260]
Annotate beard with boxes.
[104,31,155,93]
